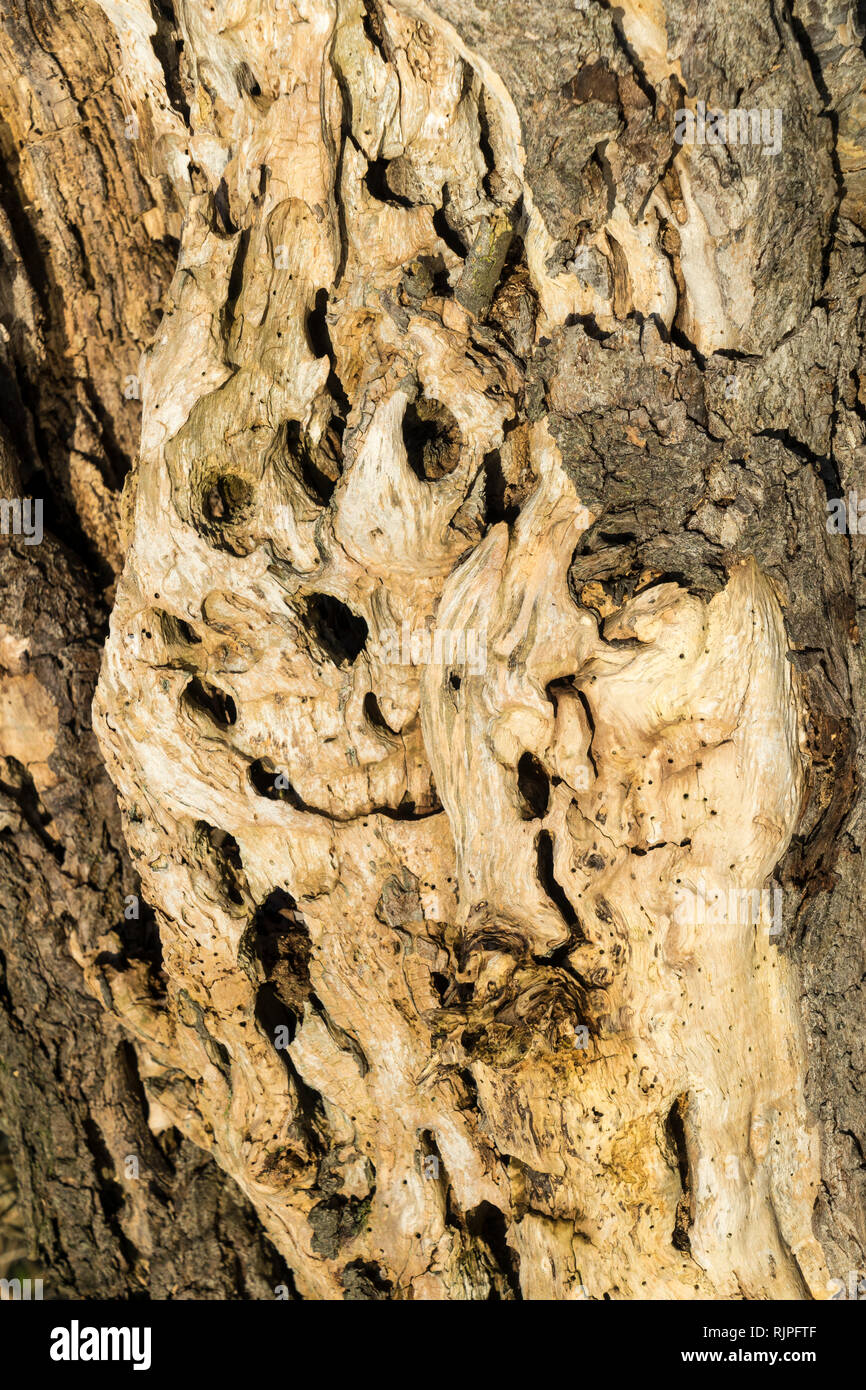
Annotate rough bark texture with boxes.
[2,0,865,1300]
[0,0,294,1299]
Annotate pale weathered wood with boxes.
[2,0,864,1299]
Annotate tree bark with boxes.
[0,0,293,1298]
[2,0,865,1300]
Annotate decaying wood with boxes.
[1,0,864,1299]
[0,0,296,1298]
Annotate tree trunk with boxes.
[2,0,865,1300]
[0,0,292,1298]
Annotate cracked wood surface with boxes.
[1,0,865,1299]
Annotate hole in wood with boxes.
[402,397,462,481]
[183,677,237,728]
[517,751,550,819]
[203,472,254,524]
[301,593,368,665]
